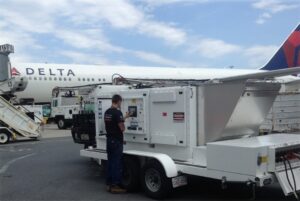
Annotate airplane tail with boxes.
[261,24,300,70]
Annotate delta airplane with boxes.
[11,24,300,104]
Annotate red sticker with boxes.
[173,112,184,121]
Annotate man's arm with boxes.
[117,112,131,132]
[118,122,125,132]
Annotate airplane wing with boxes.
[216,67,300,82]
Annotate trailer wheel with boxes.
[57,118,66,129]
[122,156,140,192]
[0,131,10,144]
[141,160,172,199]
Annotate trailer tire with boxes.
[141,160,172,199]
[0,131,10,144]
[57,118,66,129]
[122,156,140,192]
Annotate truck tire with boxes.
[141,160,172,199]
[0,131,10,144]
[122,156,140,192]
[57,118,66,129]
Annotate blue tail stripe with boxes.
[262,48,288,70]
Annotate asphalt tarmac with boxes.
[0,126,296,201]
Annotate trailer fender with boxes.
[124,150,178,178]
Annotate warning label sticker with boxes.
[173,112,185,122]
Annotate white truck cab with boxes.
[51,92,81,129]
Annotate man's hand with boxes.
[125,111,133,119]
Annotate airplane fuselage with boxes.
[12,63,260,103]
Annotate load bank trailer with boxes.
[0,44,41,144]
[78,80,300,199]
[261,90,300,133]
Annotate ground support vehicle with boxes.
[0,44,41,144]
[78,80,300,199]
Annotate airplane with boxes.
[11,23,300,104]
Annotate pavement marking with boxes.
[0,147,32,153]
[0,153,36,174]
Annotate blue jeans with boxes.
[106,137,123,186]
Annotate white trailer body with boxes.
[80,82,300,198]
[261,91,300,133]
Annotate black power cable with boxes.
[282,157,294,192]
[282,156,299,200]
[286,158,297,191]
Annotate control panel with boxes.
[122,97,147,135]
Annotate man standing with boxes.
[104,94,130,193]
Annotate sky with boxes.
[0,0,299,69]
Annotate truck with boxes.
[0,44,41,144]
[51,85,98,129]
[74,77,300,199]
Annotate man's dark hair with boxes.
[112,94,122,104]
